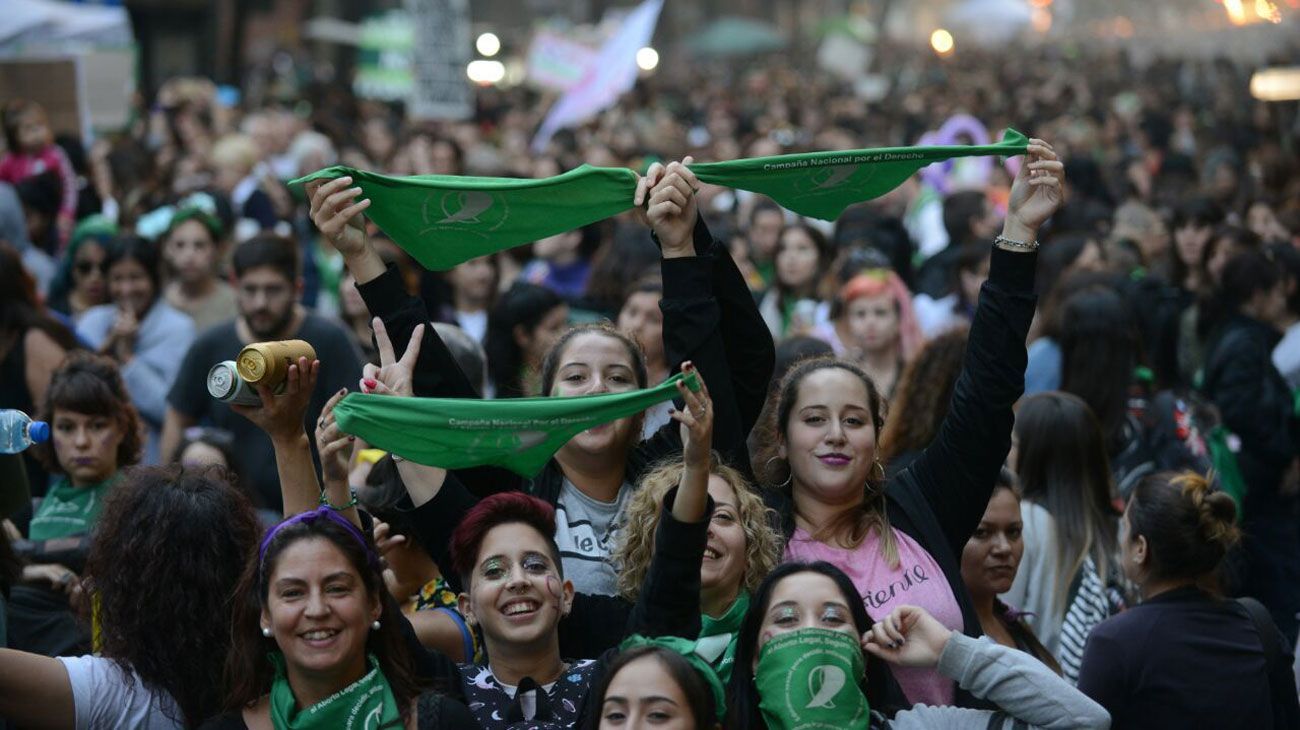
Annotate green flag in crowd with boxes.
[290,129,1028,271]
[292,164,640,271]
[332,371,700,476]
[690,127,1029,220]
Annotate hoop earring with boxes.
[765,456,793,489]
[870,459,886,483]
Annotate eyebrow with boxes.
[603,695,679,706]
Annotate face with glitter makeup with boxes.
[753,571,859,667]
[458,522,574,650]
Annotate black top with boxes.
[766,245,1038,710]
[1077,586,1300,730]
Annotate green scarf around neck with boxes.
[268,652,401,730]
[290,130,1027,271]
[29,475,117,540]
[333,371,699,476]
[697,590,749,686]
[754,628,870,730]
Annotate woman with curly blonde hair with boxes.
[613,453,782,684]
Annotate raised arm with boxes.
[231,357,327,519]
[902,140,1062,555]
[632,161,749,476]
[866,606,1110,730]
[627,366,715,640]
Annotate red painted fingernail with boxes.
[363,378,377,390]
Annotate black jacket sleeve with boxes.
[635,252,747,480]
[356,264,524,499]
[900,247,1037,559]
[406,471,480,594]
[355,264,479,399]
[560,593,634,659]
[626,487,712,640]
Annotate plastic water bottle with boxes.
[0,409,50,454]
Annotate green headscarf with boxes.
[620,634,727,721]
[333,371,699,476]
[290,130,1028,271]
[697,591,749,686]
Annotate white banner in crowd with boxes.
[531,0,663,152]
[526,29,598,93]
[405,0,472,120]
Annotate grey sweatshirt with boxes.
[882,633,1111,729]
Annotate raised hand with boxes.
[361,318,424,398]
[643,157,700,256]
[314,387,352,488]
[669,362,713,470]
[862,604,954,668]
[1004,139,1065,240]
[231,356,320,443]
[307,176,372,259]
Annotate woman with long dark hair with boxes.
[1002,392,1121,681]
[75,235,195,461]
[727,561,1109,728]
[483,281,568,398]
[0,241,78,492]
[749,139,1063,707]
[1200,249,1300,644]
[0,465,260,728]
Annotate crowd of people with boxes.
[0,34,1298,729]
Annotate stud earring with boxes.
[261,627,272,638]
[371,620,381,631]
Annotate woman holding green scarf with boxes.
[17,353,141,598]
[306,159,773,616]
[728,562,1110,729]
[752,139,1064,708]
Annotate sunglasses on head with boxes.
[75,260,107,276]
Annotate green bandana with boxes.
[289,131,1027,271]
[754,628,870,730]
[697,591,749,686]
[292,164,639,271]
[29,475,117,540]
[268,652,401,730]
[620,634,727,721]
[689,129,1028,221]
[333,371,699,476]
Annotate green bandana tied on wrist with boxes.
[333,371,700,476]
[621,634,727,721]
[290,130,1028,271]
[754,628,870,730]
[268,652,400,730]
[697,591,749,686]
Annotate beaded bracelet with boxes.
[318,489,359,511]
[994,234,1039,252]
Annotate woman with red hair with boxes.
[815,269,923,399]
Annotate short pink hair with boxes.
[839,270,923,360]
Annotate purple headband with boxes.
[258,506,379,569]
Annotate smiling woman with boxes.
[75,236,196,461]
[209,507,477,729]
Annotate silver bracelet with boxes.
[390,453,405,464]
[994,234,1039,252]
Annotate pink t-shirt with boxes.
[785,525,962,707]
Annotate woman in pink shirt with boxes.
[753,139,1064,709]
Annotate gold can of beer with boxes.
[235,340,317,394]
